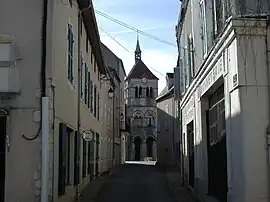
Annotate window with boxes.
[97,94,100,120]
[80,53,84,98]
[184,46,189,87]
[91,52,93,64]
[199,0,207,56]
[90,81,93,113]
[139,86,142,97]
[87,72,91,108]
[135,86,138,98]
[67,24,74,83]
[146,87,149,97]
[94,85,97,117]
[148,117,152,126]
[84,63,88,104]
[188,34,195,79]
[150,87,153,97]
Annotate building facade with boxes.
[100,43,127,165]
[175,0,270,201]
[157,73,180,166]
[0,0,120,202]
[125,40,158,161]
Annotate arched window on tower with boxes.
[150,87,153,97]
[146,87,149,97]
[139,86,142,97]
[135,86,138,98]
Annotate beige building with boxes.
[101,43,127,165]
[0,0,119,202]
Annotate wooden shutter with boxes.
[74,131,80,185]
[58,123,67,196]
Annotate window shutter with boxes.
[74,131,80,185]
[88,72,91,108]
[84,64,88,104]
[58,123,67,196]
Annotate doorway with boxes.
[95,133,100,178]
[0,115,6,202]
[134,136,141,161]
[187,121,195,188]
[207,84,227,202]
[146,136,154,157]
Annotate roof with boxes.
[135,39,141,53]
[126,60,159,80]
[101,43,126,78]
[156,85,174,102]
[77,0,105,74]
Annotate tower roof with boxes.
[135,39,141,53]
[126,60,159,80]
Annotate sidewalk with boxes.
[165,165,197,202]
[79,166,122,202]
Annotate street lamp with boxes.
[108,87,114,98]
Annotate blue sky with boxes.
[93,0,181,93]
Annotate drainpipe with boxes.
[266,14,270,202]
[75,12,82,201]
[41,0,49,201]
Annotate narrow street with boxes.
[96,163,177,202]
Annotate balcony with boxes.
[0,67,20,93]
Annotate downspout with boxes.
[76,12,82,201]
[41,0,49,202]
[266,13,270,202]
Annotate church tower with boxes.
[125,38,159,161]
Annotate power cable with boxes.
[99,26,166,77]
[94,9,177,48]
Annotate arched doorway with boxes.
[146,136,154,157]
[134,136,141,161]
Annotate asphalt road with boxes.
[96,163,177,202]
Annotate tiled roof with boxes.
[126,60,159,80]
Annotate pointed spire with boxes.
[135,31,141,63]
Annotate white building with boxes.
[175,0,270,201]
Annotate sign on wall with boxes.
[197,55,224,98]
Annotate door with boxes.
[89,139,95,181]
[207,84,227,202]
[134,137,141,161]
[95,133,100,177]
[187,121,195,188]
[0,116,6,202]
